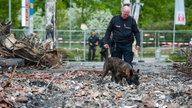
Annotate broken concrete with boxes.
[0,61,191,108]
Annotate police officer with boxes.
[103,6,140,66]
[88,31,100,61]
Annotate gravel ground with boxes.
[0,60,192,108]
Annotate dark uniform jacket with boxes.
[104,15,140,46]
[88,35,99,47]
[100,37,111,48]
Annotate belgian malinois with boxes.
[98,48,140,86]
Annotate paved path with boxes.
[16,57,174,74]
[64,57,174,74]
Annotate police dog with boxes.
[98,48,140,86]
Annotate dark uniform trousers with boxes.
[88,46,96,61]
[111,42,134,66]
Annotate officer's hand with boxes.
[135,46,140,50]
[104,44,109,49]
[95,42,98,45]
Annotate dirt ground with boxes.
[0,60,192,108]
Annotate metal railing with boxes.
[10,29,192,61]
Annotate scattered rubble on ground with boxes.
[0,62,191,108]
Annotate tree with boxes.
[0,0,21,28]
[87,9,112,29]
[1,0,192,30]
[56,0,67,29]
[99,0,121,15]
[33,8,45,30]
[139,0,175,30]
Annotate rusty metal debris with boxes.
[0,21,61,69]
[173,46,192,74]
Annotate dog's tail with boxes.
[100,48,108,59]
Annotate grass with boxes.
[57,44,186,62]
[57,46,103,61]
[142,47,174,57]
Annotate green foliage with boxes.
[139,0,175,29]
[33,8,45,29]
[56,0,67,29]
[1,0,192,30]
[57,46,103,61]
[142,48,155,57]
[98,0,121,15]
[34,0,45,16]
[168,50,186,62]
[0,0,10,22]
[0,0,21,28]
[87,9,113,29]
[142,47,178,58]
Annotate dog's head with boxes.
[129,69,140,86]
[122,64,140,86]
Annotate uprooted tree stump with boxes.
[173,46,192,74]
[0,21,62,69]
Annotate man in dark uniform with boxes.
[103,6,140,66]
[88,31,100,61]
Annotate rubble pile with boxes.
[0,21,61,69]
[173,46,192,74]
[0,62,191,108]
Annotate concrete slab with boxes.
[0,58,24,66]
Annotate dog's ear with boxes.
[136,69,142,76]
[132,69,140,76]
